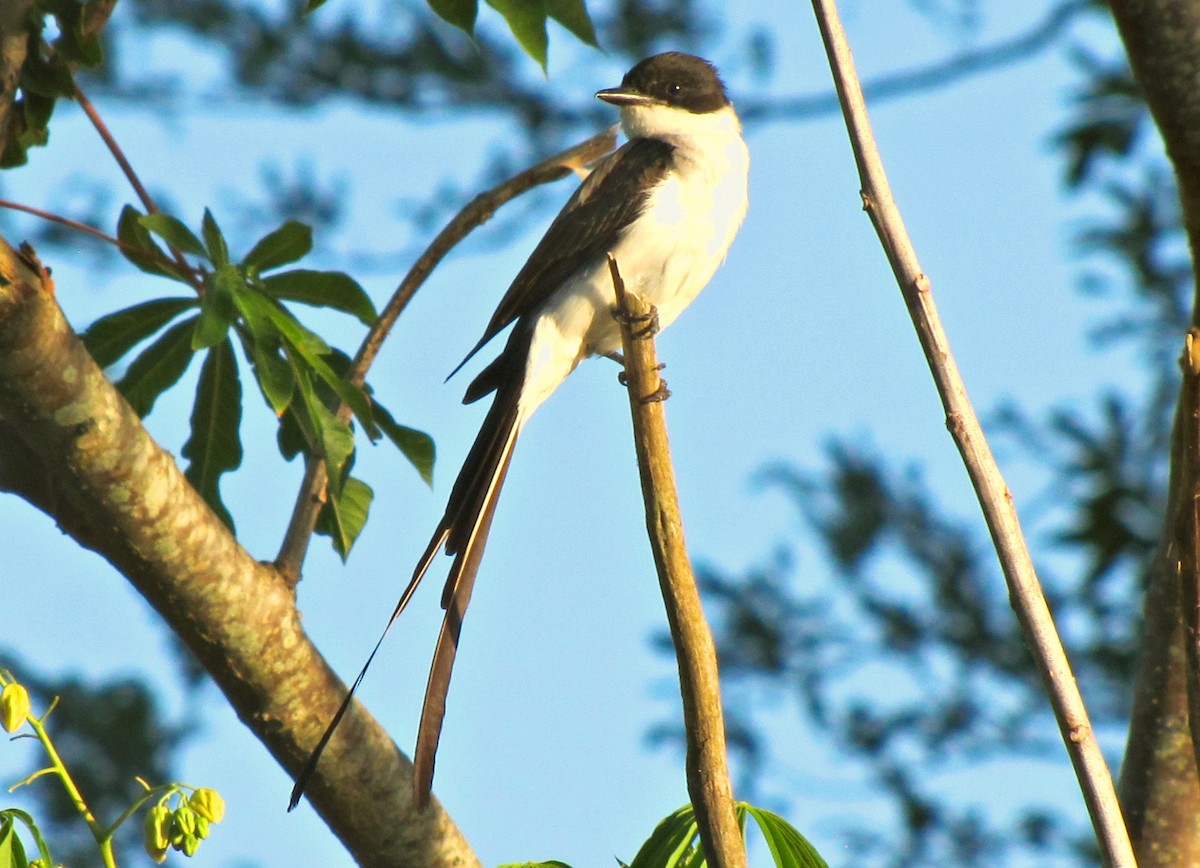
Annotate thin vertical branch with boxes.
[809,1,1135,865]
[1179,331,1200,776]
[609,257,746,868]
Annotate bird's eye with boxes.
[668,82,682,96]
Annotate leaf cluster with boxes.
[83,207,432,557]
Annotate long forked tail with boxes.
[287,350,524,813]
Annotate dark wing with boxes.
[446,137,675,382]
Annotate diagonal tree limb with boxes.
[0,236,479,868]
[809,1,1135,865]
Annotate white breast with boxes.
[518,104,749,418]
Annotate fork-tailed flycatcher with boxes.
[290,51,749,811]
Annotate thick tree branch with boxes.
[809,1,1136,865]
[610,261,745,868]
[0,236,478,868]
[1108,2,1200,863]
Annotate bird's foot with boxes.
[612,303,661,339]
[639,379,672,403]
[617,362,666,388]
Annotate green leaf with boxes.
[183,338,244,531]
[629,805,701,868]
[117,205,192,281]
[194,265,243,350]
[487,0,548,68]
[20,50,75,99]
[293,366,355,488]
[276,404,306,461]
[0,809,53,867]
[0,814,31,868]
[243,220,313,272]
[261,269,377,325]
[740,804,828,868]
[261,302,380,441]
[317,475,374,560]
[47,0,103,67]
[373,400,435,486]
[139,213,208,258]
[117,317,199,417]
[81,297,198,368]
[545,0,597,47]
[201,208,230,267]
[248,337,296,415]
[429,0,478,33]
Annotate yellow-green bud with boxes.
[194,814,210,840]
[190,788,225,823]
[143,805,171,864]
[181,833,200,857]
[172,806,197,837]
[0,682,30,733]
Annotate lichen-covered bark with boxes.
[1109,1,1200,865]
[0,238,479,868]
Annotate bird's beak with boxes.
[596,87,658,106]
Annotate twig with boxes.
[273,127,619,582]
[609,257,745,868]
[808,1,1136,866]
[73,80,198,286]
[1179,331,1200,776]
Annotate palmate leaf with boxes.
[244,220,313,272]
[261,269,376,325]
[316,475,374,560]
[116,317,199,417]
[183,337,243,531]
[81,297,197,368]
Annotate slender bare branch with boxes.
[1181,332,1200,779]
[0,236,478,868]
[274,127,618,581]
[809,1,1135,865]
[609,258,745,868]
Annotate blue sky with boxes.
[1,3,1129,866]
